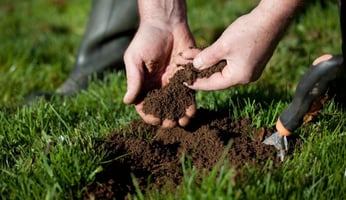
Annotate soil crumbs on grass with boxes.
[82,61,302,199]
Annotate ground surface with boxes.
[83,111,286,199]
[82,62,301,199]
[1,1,344,200]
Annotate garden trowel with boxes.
[262,54,344,161]
[264,0,346,161]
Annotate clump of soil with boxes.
[142,60,226,120]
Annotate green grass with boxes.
[1,0,345,199]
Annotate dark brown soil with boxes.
[83,110,303,200]
[82,61,302,199]
[142,60,227,120]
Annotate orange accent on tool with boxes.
[276,118,292,136]
[312,54,332,66]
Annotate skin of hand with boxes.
[123,0,196,128]
[184,0,303,91]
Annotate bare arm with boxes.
[186,0,304,90]
[138,0,188,25]
[123,0,196,128]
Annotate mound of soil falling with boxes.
[142,60,227,120]
[82,109,302,199]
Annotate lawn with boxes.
[0,0,345,199]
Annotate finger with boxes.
[193,43,224,70]
[161,66,184,85]
[174,48,201,66]
[162,119,177,128]
[174,56,193,66]
[180,48,201,59]
[178,116,190,127]
[185,104,196,118]
[178,104,196,127]
[123,56,144,104]
[135,104,161,126]
[187,71,235,91]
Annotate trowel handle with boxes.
[276,54,344,136]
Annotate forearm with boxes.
[254,0,304,37]
[243,0,304,67]
[137,0,188,27]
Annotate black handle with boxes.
[278,54,344,134]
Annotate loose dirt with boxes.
[142,60,226,120]
[82,61,302,199]
[83,113,288,200]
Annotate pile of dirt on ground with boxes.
[83,110,297,199]
[82,61,301,199]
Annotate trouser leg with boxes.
[56,0,138,95]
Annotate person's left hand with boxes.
[123,21,196,128]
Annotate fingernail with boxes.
[123,92,129,104]
[183,82,189,86]
[123,92,132,104]
[193,56,203,68]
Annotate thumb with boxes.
[193,44,223,70]
[123,59,143,105]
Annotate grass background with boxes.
[0,0,345,199]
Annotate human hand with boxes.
[185,0,301,90]
[123,19,196,128]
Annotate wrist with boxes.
[250,0,303,39]
[256,0,303,26]
[138,0,188,28]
